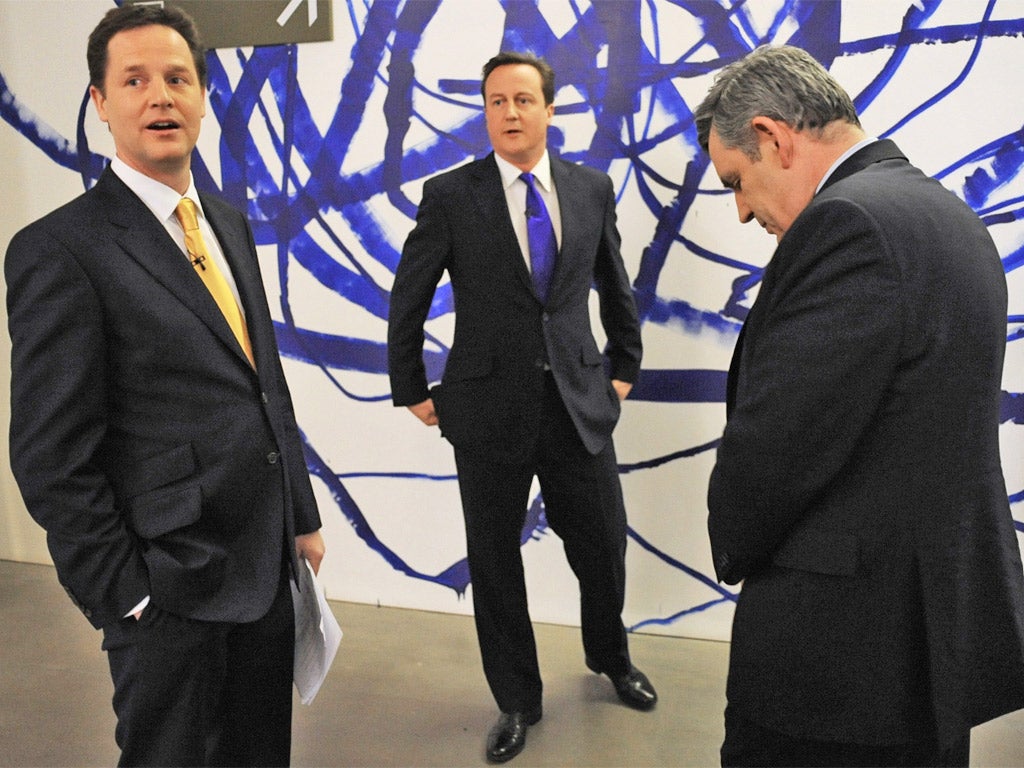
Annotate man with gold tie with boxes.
[4,5,323,765]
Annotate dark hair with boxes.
[481,51,555,106]
[694,45,860,159]
[87,3,207,94]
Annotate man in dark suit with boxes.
[388,51,655,763]
[697,44,1024,766]
[5,5,323,765]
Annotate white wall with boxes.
[1,0,1022,642]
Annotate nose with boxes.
[734,192,754,224]
[148,79,172,107]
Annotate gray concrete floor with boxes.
[1,559,1022,767]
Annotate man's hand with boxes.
[295,530,326,575]
[611,379,633,401]
[408,398,438,426]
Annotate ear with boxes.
[751,116,795,169]
[89,85,109,125]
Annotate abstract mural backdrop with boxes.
[1,0,1022,642]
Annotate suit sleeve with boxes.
[5,225,149,627]
[592,174,642,382]
[707,199,903,584]
[387,178,451,405]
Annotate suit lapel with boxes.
[549,157,579,300]
[96,170,254,370]
[469,153,582,304]
[469,155,535,296]
[725,323,745,419]
[200,194,266,369]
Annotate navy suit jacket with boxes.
[387,153,641,461]
[6,168,320,629]
[707,140,1024,745]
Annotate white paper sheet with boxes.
[291,558,343,705]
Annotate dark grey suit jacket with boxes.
[387,153,641,461]
[707,140,1024,746]
[6,168,320,629]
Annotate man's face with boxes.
[708,126,805,243]
[484,63,553,171]
[90,24,205,192]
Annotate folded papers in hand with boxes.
[291,558,342,705]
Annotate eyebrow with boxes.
[487,91,535,100]
[118,63,192,77]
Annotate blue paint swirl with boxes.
[3,0,1022,627]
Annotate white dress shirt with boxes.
[493,150,562,272]
[110,157,246,313]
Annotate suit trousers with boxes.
[721,704,970,768]
[453,371,630,714]
[101,566,295,767]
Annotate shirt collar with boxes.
[495,150,553,192]
[815,137,878,194]
[109,156,204,223]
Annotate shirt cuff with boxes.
[124,595,150,618]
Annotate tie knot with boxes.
[519,172,536,189]
[175,197,200,232]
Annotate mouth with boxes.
[147,120,181,132]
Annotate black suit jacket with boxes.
[707,140,1024,745]
[388,153,641,461]
[6,168,320,629]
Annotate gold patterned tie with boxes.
[174,198,255,368]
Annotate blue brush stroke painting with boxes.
[3,0,1023,626]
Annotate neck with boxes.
[496,148,547,174]
[115,152,192,195]
[795,122,864,186]
[816,121,867,164]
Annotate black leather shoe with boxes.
[586,658,658,711]
[486,708,542,763]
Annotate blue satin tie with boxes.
[520,172,557,303]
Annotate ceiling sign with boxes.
[129,0,333,48]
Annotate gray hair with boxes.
[694,45,860,159]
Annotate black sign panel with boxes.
[129,0,333,48]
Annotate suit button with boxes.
[534,359,545,368]
[261,392,269,404]
[266,451,280,464]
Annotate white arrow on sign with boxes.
[277,0,318,28]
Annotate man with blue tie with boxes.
[5,5,323,765]
[388,51,655,763]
